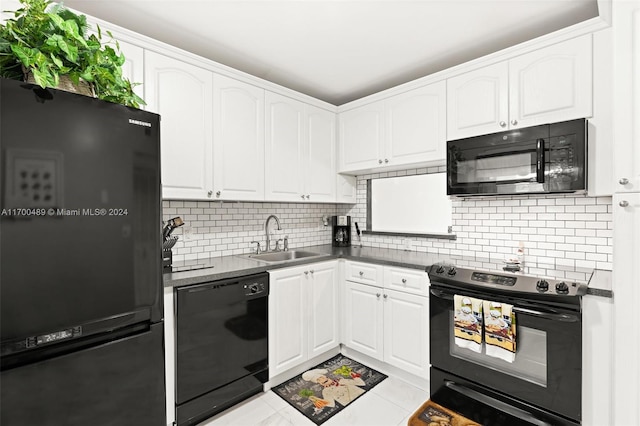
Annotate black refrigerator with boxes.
[0,78,166,426]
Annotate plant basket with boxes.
[24,70,96,98]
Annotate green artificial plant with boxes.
[0,0,144,108]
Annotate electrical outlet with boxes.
[183,225,193,240]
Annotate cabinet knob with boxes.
[511,119,518,126]
[378,159,383,164]
[376,293,381,298]
[207,190,213,197]
[216,191,221,197]
[304,271,309,276]
[309,270,314,274]
[306,195,310,199]
[499,121,507,127]
[401,278,407,284]
[301,194,306,199]
[619,178,630,185]
[359,271,364,276]
[619,200,630,207]
[383,294,388,299]
[384,158,389,163]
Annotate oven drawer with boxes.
[344,261,382,286]
[384,267,429,296]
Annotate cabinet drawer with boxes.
[384,267,429,296]
[344,261,382,286]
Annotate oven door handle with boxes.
[430,288,455,300]
[430,288,580,322]
[444,380,554,426]
[512,307,579,322]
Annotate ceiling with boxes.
[63,0,600,106]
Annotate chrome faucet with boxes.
[264,214,282,252]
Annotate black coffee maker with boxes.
[332,215,351,247]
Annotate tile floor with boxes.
[197,376,430,426]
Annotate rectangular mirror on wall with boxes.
[367,172,455,239]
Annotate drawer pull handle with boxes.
[383,294,388,299]
[359,271,364,276]
[401,278,407,284]
[376,293,381,298]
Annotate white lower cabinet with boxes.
[343,262,430,377]
[268,261,339,378]
[344,281,385,360]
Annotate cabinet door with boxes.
[308,263,340,357]
[268,267,308,378]
[344,281,384,360]
[386,82,446,166]
[613,5,640,193]
[145,51,213,200]
[265,92,305,201]
[336,174,357,204]
[213,74,265,201]
[612,192,640,423]
[383,289,429,377]
[447,62,509,139]
[116,40,144,103]
[509,35,592,129]
[305,105,336,202]
[338,101,385,172]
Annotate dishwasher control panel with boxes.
[244,281,267,296]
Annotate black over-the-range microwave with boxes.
[447,118,587,196]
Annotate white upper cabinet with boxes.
[265,92,337,202]
[115,40,144,102]
[265,92,306,201]
[339,81,446,174]
[305,105,337,202]
[145,51,214,200]
[447,62,509,139]
[339,100,385,172]
[509,35,592,129]
[212,74,265,201]
[385,81,446,165]
[447,35,593,139]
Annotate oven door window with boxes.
[449,311,547,387]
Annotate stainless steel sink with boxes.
[242,250,326,263]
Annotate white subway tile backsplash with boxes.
[341,169,613,272]
[163,169,613,273]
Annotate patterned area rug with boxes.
[272,354,388,425]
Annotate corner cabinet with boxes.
[144,51,214,200]
[339,81,446,174]
[447,35,593,139]
[212,74,265,201]
[268,261,339,378]
[343,261,429,377]
[265,92,337,202]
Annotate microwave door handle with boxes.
[536,138,545,183]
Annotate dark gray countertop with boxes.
[163,244,442,289]
[163,244,611,297]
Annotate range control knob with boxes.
[249,284,260,294]
[447,267,457,276]
[536,280,549,292]
[556,282,569,294]
[436,266,445,274]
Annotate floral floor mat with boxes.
[272,354,387,425]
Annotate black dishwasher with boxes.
[175,273,269,426]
